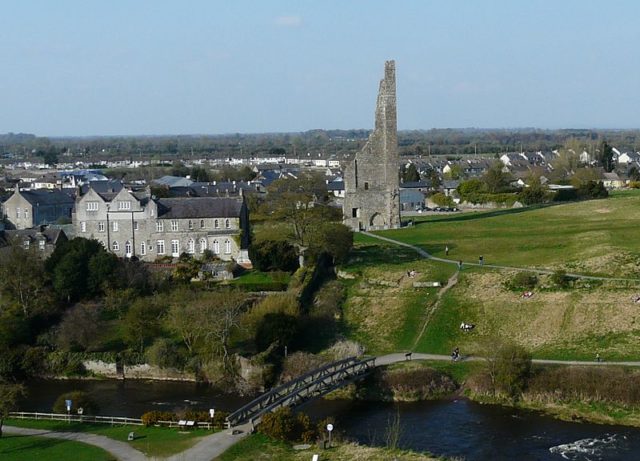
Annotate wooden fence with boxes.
[9,412,217,430]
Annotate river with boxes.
[20,379,640,460]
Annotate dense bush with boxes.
[141,411,178,426]
[53,391,99,415]
[255,313,299,352]
[527,366,640,406]
[551,269,572,288]
[258,407,316,442]
[145,338,184,369]
[363,367,458,401]
[485,342,532,400]
[504,272,538,291]
[249,240,299,272]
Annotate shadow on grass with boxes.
[406,205,546,226]
[0,435,70,454]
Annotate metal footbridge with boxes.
[226,355,376,426]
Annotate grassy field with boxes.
[217,433,440,461]
[4,419,208,458]
[339,193,640,359]
[341,240,457,354]
[0,434,114,461]
[384,191,640,278]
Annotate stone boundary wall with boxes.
[83,360,195,381]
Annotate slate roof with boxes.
[400,180,431,189]
[2,227,66,245]
[20,189,75,206]
[81,179,124,197]
[156,197,243,219]
[400,189,426,203]
[152,176,194,188]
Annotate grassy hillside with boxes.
[340,193,640,359]
[383,190,640,278]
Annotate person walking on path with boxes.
[445,245,449,256]
[458,260,463,270]
[479,255,484,266]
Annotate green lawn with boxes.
[381,191,640,277]
[217,433,439,461]
[5,419,208,458]
[0,434,114,461]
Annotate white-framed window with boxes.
[87,201,99,211]
[16,207,20,218]
[133,221,138,231]
[188,238,195,254]
[171,220,178,232]
[80,221,86,232]
[23,239,29,249]
[188,220,193,230]
[24,210,28,218]
[171,239,180,256]
[199,238,207,253]
[125,241,132,257]
[213,240,220,254]
[140,241,146,256]
[214,219,219,229]
[118,200,131,210]
[98,222,105,232]
[113,221,119,232]
[156,221,163,232]
[225,239,231,254]
[200,219,205,228]
[225,219,230,229]
[39,240,45,251]
[112,241,119,251]
[156,240,165,255]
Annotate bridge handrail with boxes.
[227,356,359,423]
[227,356,376,425]
[254,357,376,419]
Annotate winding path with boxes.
[2,425,147,461]
[362,231,640,283]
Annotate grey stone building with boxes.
[73,185,251,264]
[0,227,68,258]
[343,61,401,231]
[2,187,75,230]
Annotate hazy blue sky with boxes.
[1,1,639,136]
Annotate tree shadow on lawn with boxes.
[407,204,550,226]
[0,435,73,455]
[346,244,437,270]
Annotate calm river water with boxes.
[20,379,640,461]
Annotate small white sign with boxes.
[326,423,334,432]
[312,455,319,461]
[209,409,215,418]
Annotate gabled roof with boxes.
[2,227,66,244]
[156,197,243,219]
[19,189,75,206]
[81,179,124,198]
[400,180,431,189]
[152,176,194,188]
[442,180,460,189]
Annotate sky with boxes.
[1,0,639,136]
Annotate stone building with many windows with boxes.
[73,185,250,263]
[2,186,75,230]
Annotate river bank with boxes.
[326,360,640,429]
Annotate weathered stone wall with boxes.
[344,61,401,231]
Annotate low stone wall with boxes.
[83,360,195,381]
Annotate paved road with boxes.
[376,352,640,367]
[4,422,251,461]
[362,231,640,282]
[3,425,147,461]
[166,423,251,461]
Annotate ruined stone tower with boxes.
[343,60,401,231]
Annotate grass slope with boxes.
[384,191,640,277]
[341,194,640,359]
[0,435,114,461]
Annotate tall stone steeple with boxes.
[343,61,400,231]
